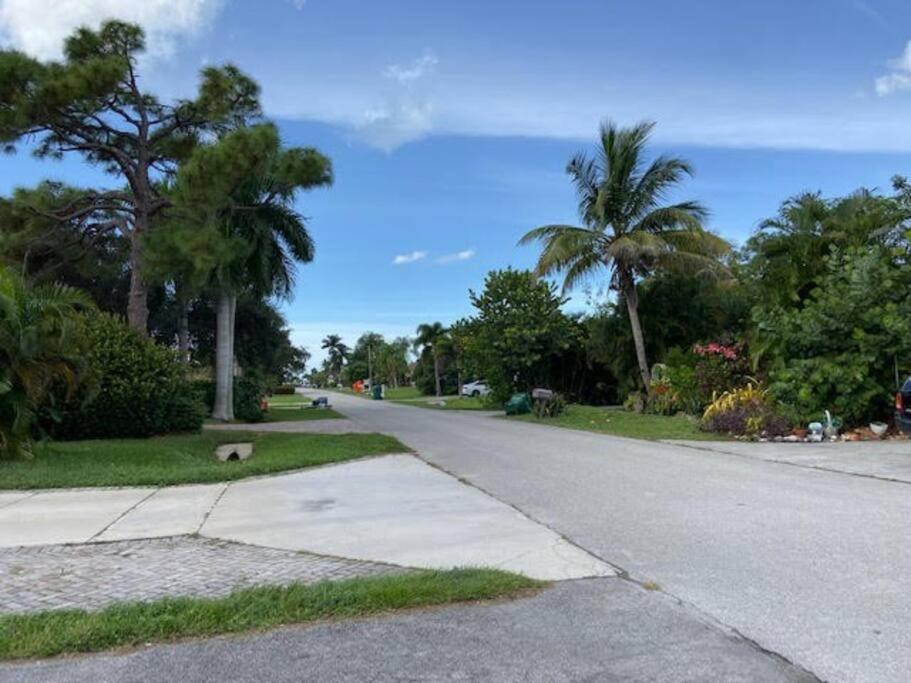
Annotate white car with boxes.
[461,380,490,397]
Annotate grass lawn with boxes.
[381,386,423,400]
[391,395,495,411]
[510,404,723,441]
[0,431,406,490]
[0,569,544,661]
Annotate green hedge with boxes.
[49,313,205,439]
[193,374,266,423]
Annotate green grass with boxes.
[381,386,423,400]
[391,395,495,411]
[510,404,723,441]
[0,569,544,661]
[0,431,406,490]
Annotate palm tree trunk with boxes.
[212,291,236,421]
[433,354,442,397]
[621,275,652,394]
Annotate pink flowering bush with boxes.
[692,340,751,405]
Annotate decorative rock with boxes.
[214,443,254,462]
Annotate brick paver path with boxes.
[0,536,404,614]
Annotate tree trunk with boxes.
[622,275,652,394]
[127,225,150,334]
[212,291,236,421]
[176,294,190,364]
[433,354,442,397]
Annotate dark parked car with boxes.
[894,378,911,434]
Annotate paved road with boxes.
[4,579,815,683]
[322,392,910,683]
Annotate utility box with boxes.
[505,392,531,415]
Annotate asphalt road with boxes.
[324,393,910,683]
[4,394,906,682]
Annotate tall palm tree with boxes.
[321,334,349,383]
[519,121,728,392]
[209,166,326,421]
[414,322,448,397]
[0,267,91,457]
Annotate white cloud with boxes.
[383,51,438,85]
[356,51,438,150]
[0,0,223,61]
[358,101,434,151]
[875,41,911,95]
[392,250,427,265]
[436,249,475,264]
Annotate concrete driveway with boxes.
[308,391,911,683]
[0,455,610,581]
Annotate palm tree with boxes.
[320,334,349,383]
[210,167,327,421]
[0,267,91,457]
[414,322,448,396]
[519,121,728,393]
[167,124,331,421]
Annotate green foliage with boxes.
[461,269,583,402]
[519,120,729,389]
[0,268,91,458]
[191,376,265,423]
[272,385,296,395]
[233,373,265,422]
[741,190,909,308]
[754,247,911,425]
[50,312,204,439]
[532,392,566,418]
[700,383,791,437]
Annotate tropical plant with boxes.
[701,382,789,437]
[414,322,449,397]
[459,269,584,402]
[321,334,349,381]
[0,268,91,457]
[168,124,332,420]
[742,189,909,307]
[520,120,729,393]
[755,246,911,426]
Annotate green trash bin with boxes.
[504,392,531,415]
[372,384,383,400]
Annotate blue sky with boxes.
[2,0,911,362]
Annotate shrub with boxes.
[701,383,791,437]
[272,384,296,395]
[234,374,265,422]
[192,375,266,422]
[533,392,566,418]
[49,313,204,439]
[693,341,751,404]
[755,247,911,426]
